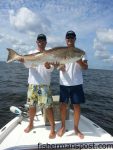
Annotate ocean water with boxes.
[0,62,113,136]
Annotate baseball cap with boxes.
[66,30,76,39]
[37,34,47,41]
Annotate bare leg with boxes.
[24,106,36,133]
[73,104,84,139]
[57,103,67,137]
[46,107,56,139]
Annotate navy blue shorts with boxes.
[60,85,85,104]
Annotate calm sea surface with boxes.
[0,62,113,136]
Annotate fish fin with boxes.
[7,48,20,63]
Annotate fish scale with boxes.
[6,47,85,66]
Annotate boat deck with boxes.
[0,109,113,150]
[0,95,113,150]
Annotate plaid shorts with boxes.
[27,84,53,108]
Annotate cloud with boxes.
[0,33,33,54]
[93,39,106,51]
[9,7,51,34]
[12,44,34,54]
[6,2,113,46]
[93,29,113,63]
[96,29,113,44]
[94,50,110,59]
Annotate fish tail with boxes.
[7,48,20,63]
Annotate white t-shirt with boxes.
[60,54,87,86]
[24,50,54,85]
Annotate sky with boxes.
[0,0,113,70]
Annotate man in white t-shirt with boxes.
[57,31,88,139]
[20,34,56,139]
